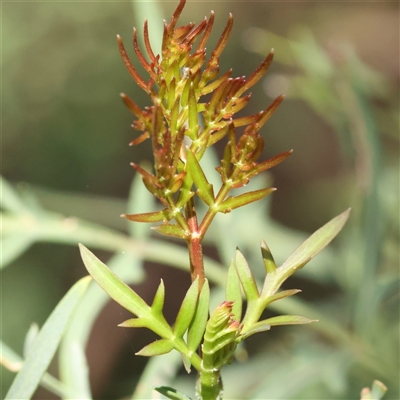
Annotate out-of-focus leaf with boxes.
[0,234,34,269]
[5,276,91,400]
[23,323,39,358]
[155,386,193,400]
[1,340,70,398]
[360,380,387,400]
[0,176,30,214]
[132,352,183,400]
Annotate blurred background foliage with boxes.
[1,1,399,399]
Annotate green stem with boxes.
[197,369,223,400]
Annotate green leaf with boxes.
[79,244,171,338]
[152,224,189,239]
[264,289,302,306]
[187,279,210,353]
[136,339,175,357]
[5,276,91,400]
[225,261,242,321]
[174,277,199,337]
[118,318,149,328]
[122,209,170,223]
[186,149,215,207]
[217,188,275,213]
[263,315,318,326]
[279,208,351,278]
[151,279,166,315]
[239,321,271,341]
[261,240,277,274]
[234,250,259,301]
[154,386,193,400]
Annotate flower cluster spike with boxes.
[120,0,292,242]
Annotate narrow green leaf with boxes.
[122,209,170,223]
[225,261,242,321]
[79,244,150,318]
[174,278,199,337]
[136,339,174,357]
[154,386,193,400]
[152,224,189,239]
[217,188,276,213]
[5,276,91,400]
[186,149,215,207]
[265,289,302,305]
[239,321,271,341]
[187,279,210,353]
[151,280,166,316]
[79,245,172,339]
[279,208,351,277]
[261,240,277,274]
[234,250,259,301]
[263,315,318,326]
[118,318,148,328]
